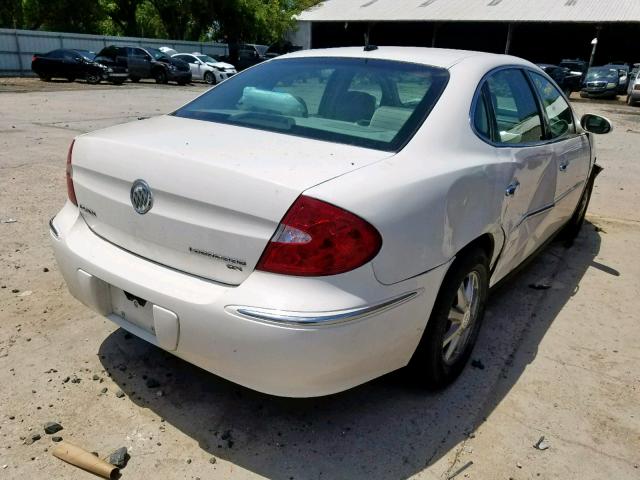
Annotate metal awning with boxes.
[298,0,640,23]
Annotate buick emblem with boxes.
[130,179,153,215]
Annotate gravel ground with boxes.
[0,78,639,480]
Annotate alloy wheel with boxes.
[442,271,481,365]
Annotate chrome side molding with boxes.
[49,217,60,239]
[226,289,423,328]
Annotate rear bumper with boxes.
[169,71,191,82]
[105,72,128,80]
[50,202,448,397]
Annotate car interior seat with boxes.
[332,91,377,123]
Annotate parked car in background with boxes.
[265,41,302,57]
[51,47,611,397]
[95,46,191,85]
[159,46,178,56]
[237,44,270,70]
[604,63,630,94]
[559,58,588,92]
[172,52,236,84]
[536,64,572,95]
[31,49,128,84]
[627,69,640,106]
[581,66,620,99]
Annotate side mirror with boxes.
[581,114,613,135]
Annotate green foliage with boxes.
[0,0,322,43]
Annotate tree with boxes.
[101,0,143,37]
[0,0,24,29]
[22,0,106,33]
[0,0,322,45]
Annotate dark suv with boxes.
[96,46,191,84]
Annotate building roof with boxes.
[298,0,640,23]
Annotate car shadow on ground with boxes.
[98,222,610,480]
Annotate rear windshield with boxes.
[173,57,449,151]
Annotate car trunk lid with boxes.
[71,115,392,285]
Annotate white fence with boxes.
[0,28,229,76]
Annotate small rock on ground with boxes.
[43,422,63,434]
[108,447,129,468]
[534,436,550,450]
[25,433,41,445]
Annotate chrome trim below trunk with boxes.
[226,290,423,327]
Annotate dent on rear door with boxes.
[492,144,557,283]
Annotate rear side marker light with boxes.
[256,196,382,276]
[66,139,77,206]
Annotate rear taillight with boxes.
[66,139,77,205]
[256,196,382,276]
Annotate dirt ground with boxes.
[0,77,639,480]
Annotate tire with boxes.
[38,74,51,82]
[154,69,168,84]
[559,166,600,245]
[627,95,638,107]
[86,72,101,85]
[408,247,489,389]
[129,76,140,83]
[204,71,216,85]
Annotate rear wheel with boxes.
[154,69,168,84]
[627,95,638,106]
[408,248,489,389]
[204,71,216,85]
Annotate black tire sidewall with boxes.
[204,71,215,85]
[154,69,167,84]
[409,248,489,389]
[86,73,100,84]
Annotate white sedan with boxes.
[172,52,237,84]
[50,47,611,397]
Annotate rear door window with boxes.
[484,69,544,144]
[529,72,575,140]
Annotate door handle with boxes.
[559,161,568,172]
[505,181,520,197]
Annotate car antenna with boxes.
[364,29,378,51]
